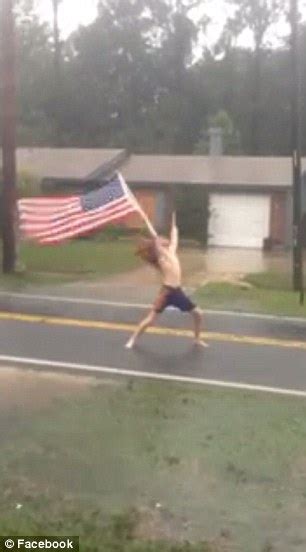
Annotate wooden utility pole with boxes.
[290,0,304,304]
[1,0,17,273]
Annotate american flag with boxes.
[18,173,139,245]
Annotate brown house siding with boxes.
[124,189,157,228]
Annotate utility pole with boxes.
[1,0,17,273]
[290,0,304,303]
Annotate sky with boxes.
[36,0,98,37]
[36,0,306,46]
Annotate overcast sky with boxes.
[36,0,97,36]
[36,0,306,46]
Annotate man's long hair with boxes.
[135,238,160,269]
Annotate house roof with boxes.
[1,148,305,189]
[121,155,306,188]
[14,148,126,179]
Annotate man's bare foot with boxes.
[125,337,136,349]
[194,339,209,348]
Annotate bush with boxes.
[175,186,210,246]
[94,225,146,242]
[17,171,41,198]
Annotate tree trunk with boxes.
[52,0,63,145]
[249,47,262,155]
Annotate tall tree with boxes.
[51,0,62,78]
[12,0,305,156]
[51,0,63,144]
[220,0,284,154]
[67,0,166,148]
[15,0,55,144]
[151,0,207,152]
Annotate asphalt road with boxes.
[1,290,306,396]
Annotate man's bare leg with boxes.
[191,307,209,347]
[125,310,157,349]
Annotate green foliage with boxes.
[94,225,142,242]
[194,110,241,154]
[216,0,285,153]
[175,186,209,245]
[15,0,54,145]
[0,508,215,551]
[17,171,41,198]
[222,0,284,50]
[13,0,305,155]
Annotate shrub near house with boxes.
[175,186,210,246]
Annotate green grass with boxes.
[245,270,306,291]
[195,271,306,317]
[0,510,212,552]
[3,375,306,551]
[0,241,140,288]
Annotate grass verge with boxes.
[195,271,306,317]
[2,370,306,551]
[0,241,140,289]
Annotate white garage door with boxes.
[208,193,270,248]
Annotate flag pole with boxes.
[117,173,158,238]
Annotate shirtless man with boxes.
[125,213,208,349]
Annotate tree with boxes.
[151,0,208,152]
[11,0,305,157]
[219,0,284,154]
[194,110,241,154]
[51,0,62,76]
[14,0,55,144]
[64,0,159,147]
[51,0,65,144]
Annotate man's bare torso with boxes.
[157,246,182,288]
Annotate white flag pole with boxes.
[117,172,158,238]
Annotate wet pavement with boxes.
[0,290,306,395]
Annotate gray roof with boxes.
[14,148,125,179]
[122,155,306,188]
[1,149,304,188]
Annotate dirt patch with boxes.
[197,274,253,288]
[133,507,234,551]
[133,506,181,541]
[291,455,306,480]
[0,368,113,413]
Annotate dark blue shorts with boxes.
[154,286,196,314]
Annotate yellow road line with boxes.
[0,310,306,351]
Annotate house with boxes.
[16,147,127,185]
[120,154,302,249]
[11,147,306,250]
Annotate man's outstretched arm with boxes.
[169,212,179,253]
